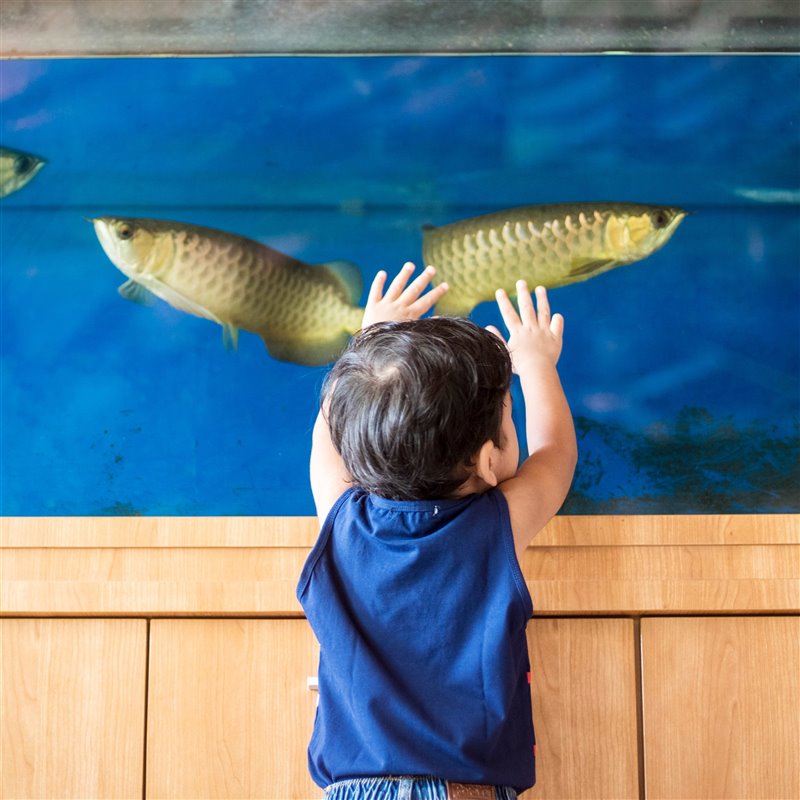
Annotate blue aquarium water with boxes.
[1,56,798,515]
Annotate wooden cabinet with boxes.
[641,616,800,800]
[526,618,639,800]
[146,619,319,800]
[2,515,798,799]
[1,619,147,800]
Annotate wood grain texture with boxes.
[2,543,796,616]
[146,619,320,800]
[0,619,147,800]
[524,618,639,800]
[0,516,321,548]
[642,616,800,800]
[523,543,800,614]
[3,514,798,548]
[1,547,308,616]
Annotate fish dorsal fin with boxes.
[118,279,156,306]
[320,260,362,305]
[421,223,437,232]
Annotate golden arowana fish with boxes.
[92,217,364,366]
[0,146,46,198]
[422,202,688,316]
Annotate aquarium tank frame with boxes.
[0,0,799,57]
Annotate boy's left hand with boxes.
[361,262,449,329]
[490,282,564,373]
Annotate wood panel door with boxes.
[146,619,320,799]
[524,617,640,800]
[642,616,800,800]
[1,618,147,800]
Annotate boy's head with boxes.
[323,317,515,500]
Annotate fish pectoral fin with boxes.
[222,323,239,351]
[118,280,156,306]
[146,281,222,325]
[262,330,352,367]
[567,258,620,279]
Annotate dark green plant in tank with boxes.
[564,408,800,514]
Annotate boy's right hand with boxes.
[361,262,449,329]
[488,281,564,373]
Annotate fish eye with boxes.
[117,224,134,241]
[653,211,669,229]
[14,155,33,175]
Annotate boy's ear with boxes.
[474,439,500,487]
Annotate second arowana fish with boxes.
[0,146,46,198]
[92,217,364,366]
[422,202,688,316]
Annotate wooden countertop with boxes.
[2,515,798,616]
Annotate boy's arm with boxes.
[309,263,449,522]
[492,282,577,563]
[309,395,350,523]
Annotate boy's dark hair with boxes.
[323,317,513,500]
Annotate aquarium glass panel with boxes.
[1,56,798,515]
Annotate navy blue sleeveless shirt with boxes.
[296,487,536,791]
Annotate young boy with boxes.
[297,262,577,800]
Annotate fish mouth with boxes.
[91,217,122,262]
[660,208,689,238]
[670,210,689,230]
[648,210,688,253]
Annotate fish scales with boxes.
[169,231,311,332]
[423,202,686,316]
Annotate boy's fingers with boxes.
[516,280,536,324]
[403,265,437,301]
[485,324,507,344]
[409,281,448,315]
[384,261,416,300]
[534,285,551,329]
[550,312,565,338]
[495,288,520,329]
[366,270,387,306]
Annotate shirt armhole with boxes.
[296,487,356,600]
[492,489,534,618]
